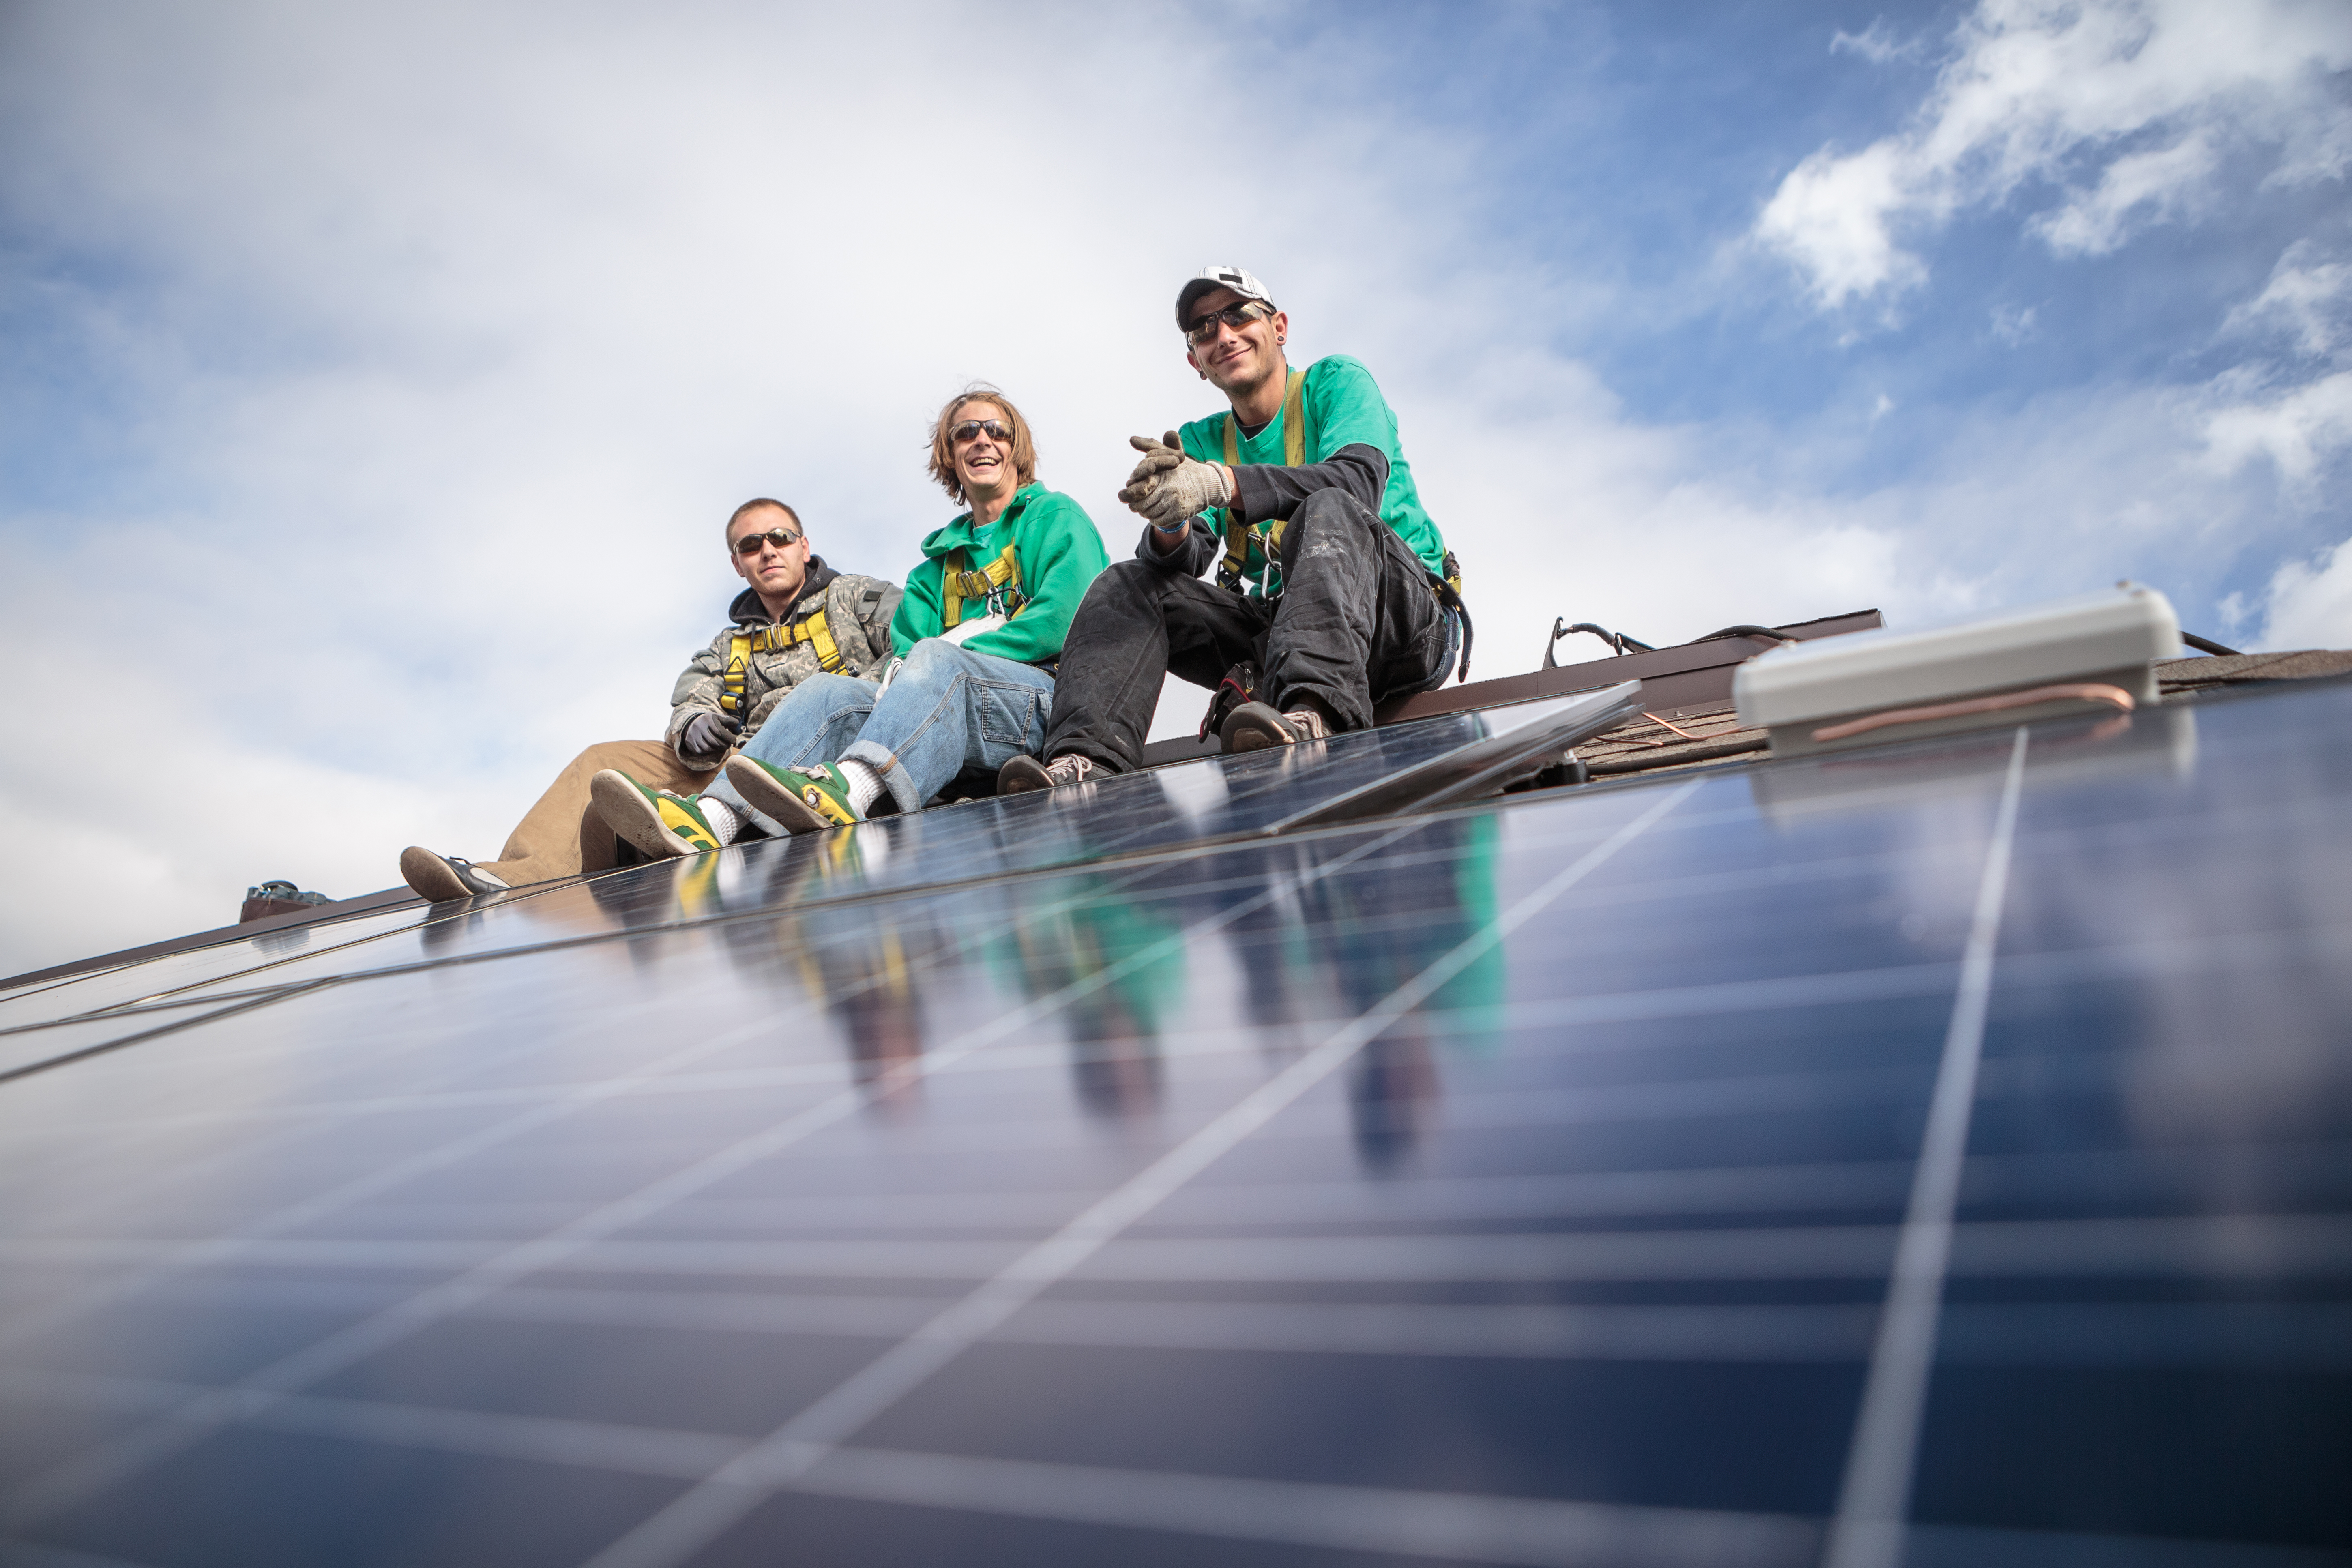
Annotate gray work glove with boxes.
[1120,430,1188,496]
[1118,431,1232,530]
[680,710,741,761]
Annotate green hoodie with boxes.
[890,483,1111,665]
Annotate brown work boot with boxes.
[1219,701,1331,754]
[399,847,511,903]
[998,753,1097,794]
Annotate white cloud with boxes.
[2202,369,2352,488]
[2030,128,2219,255]
[2251,534,2352,648]
[2223,241,2352,357]
[1755,0,2352,309]
[1754,140,1925,308]
[1831,19,1925,67]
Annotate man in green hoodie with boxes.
[590,385,1110,854]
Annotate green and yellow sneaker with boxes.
[726,756,864,835]
[590,768,727,859]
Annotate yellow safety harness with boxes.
[720,607,843,716]
[942,540,1024,629]
[1217,369,1309,594]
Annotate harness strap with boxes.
[1218,368,1308,593]
[1433,552,1473,683]
[942,541,1023,630]
[719,606,844,714]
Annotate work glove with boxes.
[1120,431,1188,497]
[680,710,742,762]
[1118,431,1232,530]
[876,655,906,694]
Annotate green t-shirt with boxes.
[1175,354,1445,598]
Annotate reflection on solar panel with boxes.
[2,684,2348,1567]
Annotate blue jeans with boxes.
[704,639,1057,830]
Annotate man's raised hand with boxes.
[1118,430,1232,530]
[1117,431,1187,508]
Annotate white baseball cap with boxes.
[1176,265,1276,330]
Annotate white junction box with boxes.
[1734,583,2182,757]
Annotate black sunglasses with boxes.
[950,418,1014,444]
[732,527,803,556]
[1184,301,1273,345]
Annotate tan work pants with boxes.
[476,739,717,886]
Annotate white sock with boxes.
[839,758,884,814]
[699,794,745,846]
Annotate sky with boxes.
[1,0,2346,978]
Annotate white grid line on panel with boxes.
[0,819,1430,1532]
[39,1136,2344,1244]
[577,779,1705,1568]
[0,1364,1824,1568]
[0,943,1991,1152]
[791,1443,1820,1568]
[0,1013,794,1355]
[1827,727,2027,1568]
[0,1008,644,1240]
[0,841,1215,1317]
[15,1210,2344,1283]
[66,876,2343,1149]
[17,1374,2332,1568]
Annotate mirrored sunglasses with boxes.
[732,527,803,556]
[1184,301,1273,345]
[951,418,1014,444]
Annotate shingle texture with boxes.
[1559,650,2352,783]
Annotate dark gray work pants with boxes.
[1041,489,1456,773]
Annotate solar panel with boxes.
[0,710,1518,1075]
[0,678,2347,1566]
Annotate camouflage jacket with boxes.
[665,559,901,764]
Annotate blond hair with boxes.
[926,384,1039,506]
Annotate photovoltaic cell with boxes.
[0,679,2346,1566]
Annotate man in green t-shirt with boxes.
[1000,265,1464,790]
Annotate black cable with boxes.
[1544,619,1655,667]
[2181,631,2241,657]
[1693,624,1796,645]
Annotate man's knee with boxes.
[1293,487,1361,524]
[1288,487,1376,537]
[899,638,969,679]
[570,738,678,775]
[1079,556,1169,614]
[1279,490,1383,571]
[792,671,877,708]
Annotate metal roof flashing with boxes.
[1734,585,2182,757]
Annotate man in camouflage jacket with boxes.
[665,515,902,763]
[396,498,899,902]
